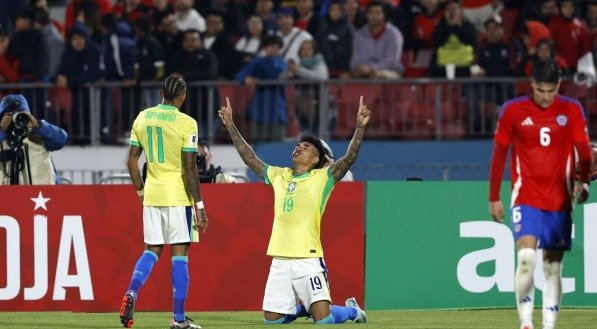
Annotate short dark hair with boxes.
[300,135,327,169]
[533,59,560,84]
[161,74,187,102]
[261,34,283,49]
[134,15,152,34]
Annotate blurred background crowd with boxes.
[0,0,595,144]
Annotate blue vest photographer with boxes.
[0,94,68,185]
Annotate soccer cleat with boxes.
[119,291,136,328]
[345,297,366,323]
[170,316,202,329]
[520,323,533,329]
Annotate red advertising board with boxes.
[0,183,364,312]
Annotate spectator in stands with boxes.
[64,0,112,34]
[98,13,137,143]
[379,0,409,43]
[276,7,314,64]
[295,0,322,37]
[461,0,503,32]
[33,9,64,81]
[134,15,165,108]
[235,35,288,142]
[511,19,551,75]
[254,0,278,33]
[549,0,592,73]
[155,13,183,60]
[168,29,218,139]
[195,0,248,39]
[0,94,68,185]
[56,22,103,144]
[174,0,205,33]
[11,9,49,117]
[348,0,404,79]
[112,0,151,28]
[150,0,173,27]
[475,15,512,78]
[287,39,329,135]
[412,0,444,50]
[235,14,266,65]
[472,15,513,132]
[0,28,19,84]
[317,0,353,78]
[11,10,48,83]
[429,0,477,78]
[523,38,570,77]
[587,1,597,33]
[345,0,367,31]
[522,0,557,26]
[202,10,239,80]
[0,1,27,35]
[30,0,65,35]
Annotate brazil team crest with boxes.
[287,182,297,193]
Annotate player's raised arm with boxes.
[127,145,144,201]
[330,95,370,182]
[218,97,265,178]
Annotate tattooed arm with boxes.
[218,97,265,178]
[330,96,370,182]
[127,145,145,201]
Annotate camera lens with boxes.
[12,112,29,129]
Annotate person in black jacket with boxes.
[56,22,103,144]
[201,10,240,80]
[134,15,165,108]
[316,0,353,78]
[168,29,219,139]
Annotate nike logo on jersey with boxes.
[521,117,534,126]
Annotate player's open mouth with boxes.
[292,150,300,157]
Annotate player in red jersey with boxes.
[488,59,593,329]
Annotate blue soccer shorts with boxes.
[510,205,572,251]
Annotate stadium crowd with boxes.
[0,0,595,143]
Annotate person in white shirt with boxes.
[275,7,313,64]
[174,0,205,32]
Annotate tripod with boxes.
[9,142,32,185]
[1,135,33,185]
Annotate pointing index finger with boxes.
[359,96,363,107]
[226,97,231,109]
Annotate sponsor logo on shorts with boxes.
[514,224,521,232]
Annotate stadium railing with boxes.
[1,78,594,145]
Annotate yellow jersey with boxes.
[264,165,336,258]
[130,104,198,206]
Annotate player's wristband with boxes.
[195,201,205,210]
[137,189,144,196]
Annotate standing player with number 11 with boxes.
[488,59,592,329]
[120,74,209,329]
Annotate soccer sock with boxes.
[127,250,158,298]
[331,305,357,323]
[172,256,189,323]
[542,261,562,329]
[315,313,334,324]
[280,304,310,323]
[515,248,536,326]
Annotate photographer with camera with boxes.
[197,140,236,183]
[0,94,68,185]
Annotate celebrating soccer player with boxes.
[120,74,208,329]
[219,96,369,324]
[488,59,593,329]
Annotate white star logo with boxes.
[31,192,51,210]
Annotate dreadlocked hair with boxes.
[161,74,187,102]
[300,135,327,169]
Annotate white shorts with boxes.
[262,257,331,314]
[143,206,194,245]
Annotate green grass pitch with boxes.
[1,309,597,328]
